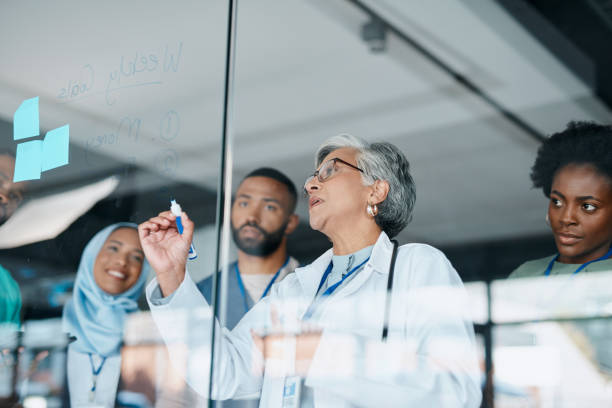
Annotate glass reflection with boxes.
[0,0,228,404]
[1,0,612,406]
[142,135,481,407]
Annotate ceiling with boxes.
[0,0,611,247]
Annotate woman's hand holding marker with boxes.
[138,209,194,297]
[171,200,198,260]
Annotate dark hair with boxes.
[242,167,298,212]
[531,121,612,197]
[0,148,16,157]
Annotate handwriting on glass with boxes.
[85,111,179,167]
[57,42,183,106]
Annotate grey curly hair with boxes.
[315,134,415,238]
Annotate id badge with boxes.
[282,376,301,408]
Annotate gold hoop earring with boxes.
[367,204,378,217]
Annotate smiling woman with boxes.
[62,223,151,408]
[510,122,612,278]
[93,227,146,295]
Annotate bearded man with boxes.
[196,168,299,329]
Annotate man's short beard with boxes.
[232,220,288,257]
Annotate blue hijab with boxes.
[62,223,151,357]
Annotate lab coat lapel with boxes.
[295,247,334,301]
[332,232,395,298]
[312,233,396,320]
[330,262,375,301]
[368,231,395,275]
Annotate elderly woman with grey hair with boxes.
[141,135,481,407]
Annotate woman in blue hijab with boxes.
[63,223,151,408]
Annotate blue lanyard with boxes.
[235,257,289,313]
[303,256,370,320]
[88,353,107,394]
[544,247,612,276]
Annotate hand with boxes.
[138,210,194,296]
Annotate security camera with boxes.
[361,18,386,53]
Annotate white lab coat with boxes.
[147,232,481,407]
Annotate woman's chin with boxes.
[309,217,324,233]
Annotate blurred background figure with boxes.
[0,151,23,331]
[0,150,26,227]
[0,264,21,326]
[63,223,151,408]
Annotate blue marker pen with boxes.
[170,199,197,260]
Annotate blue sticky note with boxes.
[13,97,39,141]
[42,124,69,171]
[13,140,42,182]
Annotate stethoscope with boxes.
[544,247,612,276]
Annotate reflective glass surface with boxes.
[1,1,612,407]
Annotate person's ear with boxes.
[369,180,390,205]
[284,214,299,235]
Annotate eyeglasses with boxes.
[303,158,364,193]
